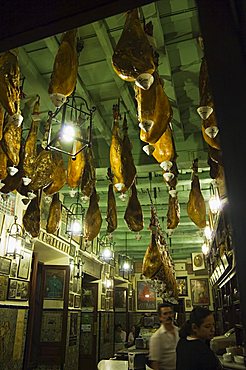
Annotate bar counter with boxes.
[98,360,152,370]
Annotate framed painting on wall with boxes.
[18,250,32,279]
[0,275,9,300]
[7,279,29,300]
[0,256,11,275]
[137,281,156,311]
[190,278,210,306]
[176,277,188,296]
[43,268,66,300]
[114,288,127,312]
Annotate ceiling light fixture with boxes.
[5,216,26,259]
[202,242,209,255]
[66,190,85,238]
[98,233,115,262]
[45,94,96,158]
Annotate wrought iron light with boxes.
[98,233,115,262]
[5,216,25,259]
[119,232,133,273]
[65,191,85,237]
[44,94,96,158]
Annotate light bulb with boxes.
[204,225,212,241]
[202,243,209,255]
[144,294,150,298]
[209,195,221,214]
[102,247,112,260]
[123,261,130,271]
[70,220,82,235]
[105,279,112,289]
[60,125,75,142]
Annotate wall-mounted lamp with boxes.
[204,225,212,241]
[5,216,25,259]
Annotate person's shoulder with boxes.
[150,327,161,338]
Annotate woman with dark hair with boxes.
[176,306,222,370]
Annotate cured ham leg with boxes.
[67,137,85,189]
[23,195,40,237]
[136,73,172,144]
[83,188,102,241]
[124,183,143,232]
[46,193,62,234]
[187,159,206,228]
[167,193,180,230]
[81,147,96,198]
[44,151,66,195]
[112,9,155,84]
[106,168,117,234]
[49,29,78,107]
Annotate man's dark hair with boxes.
[157,302,173,316]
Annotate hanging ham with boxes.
[109,108,136,193]
[2,120,22,166]
[106,169,117,234]
[167,193,180,230]
[44,152,66,195]
[0,143,8,180]
[83,188,102,241]
[121,113,136,190]
[112,9,155,84]
[48,29,78,107]
[67,137,85,189]
[152,124,175,165]
[46,193,62,234]
[23,96,40,179]
[0,50,22,123]
[136,73,172,144]
[187,159,206,228]
[23,195,40,237]
[124,183,143,232]
[28,150,54,191]
[81,147,96,199]
[142,233,163,279]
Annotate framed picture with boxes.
[43,268,66,300]
[185,298,192,311]
[58,205,70,241]
[0,275,9,300]
[10,259,18,277]
[176,277,188,296]
[18,250,32,279]
[114,288,127,312]
[190,278,210,306]
[137,281,156,311]
[7,279,29,300]
[0,256,11,275]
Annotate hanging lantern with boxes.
[98,234,115,262]
[66,192,85,237]
[5,216,26,259]
[45,95,96,158]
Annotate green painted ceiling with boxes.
[18,0,213,261]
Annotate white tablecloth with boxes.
[98,359,151,370]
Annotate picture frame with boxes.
[43,268,66,300]
[10,259,18,277]
[190,278,210,306]
[7,279,29,300]
[185,298,192,311]
[0,256,11,275]
[18,250,32,279]
[0,275,9,300]
[114,288,127,312]
[58,205,70,241]
[176,277,188,296]
[137,281,156,311]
